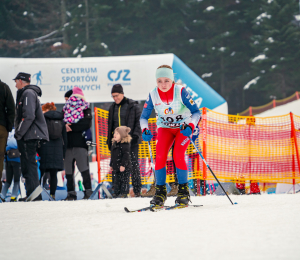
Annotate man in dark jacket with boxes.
[64,90,93,200]
[0,79,15,191]
[14,72,49,200]
[107,84,142,197]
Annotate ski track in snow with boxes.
[0,194,299,260]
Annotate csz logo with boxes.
[108,70,131,81]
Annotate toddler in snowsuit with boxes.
[110,126,132,198]
[63,87,89,124]
[0,129,21,202]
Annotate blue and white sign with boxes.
[0,54,227,113]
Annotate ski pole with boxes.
[147,141,156,185]
[189,137,235,205]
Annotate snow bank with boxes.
[255,99,300,117]
[0,194,300,260]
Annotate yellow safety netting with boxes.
[95,107,300,185]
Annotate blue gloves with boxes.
[180,124,193,137]
[142,129,153,141]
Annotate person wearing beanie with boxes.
[62,86,93,200]
[63,87,89,124]
[140,65,201,207]
[109,126,132,198]
[107,84,142,197]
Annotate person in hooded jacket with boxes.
[38,102,67,200]
[14,72,49,201]
[110,126,132,198]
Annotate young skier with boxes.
[109,126,132,198]
[140,65,201,206]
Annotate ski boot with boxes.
[50,194,56,200]
[150,185,167,206]
[175,183,191,205]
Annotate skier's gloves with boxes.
[142,128,153,141]
[180,123,193,137]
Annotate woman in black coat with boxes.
[38,102,67,199]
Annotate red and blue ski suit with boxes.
[140,84,201,185]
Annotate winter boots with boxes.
[142,183,156,197]
[150,185,167,206]
[167,183,178,197]
[175,183,190,205]
[83,189,93,200]
[64,192,77,201]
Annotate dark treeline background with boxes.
[1,0,300,114]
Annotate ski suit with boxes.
[140,84,201,185]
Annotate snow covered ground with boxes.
[1,194,300,260]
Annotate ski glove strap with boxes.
[142,128,153,141]
[180,123,193,137]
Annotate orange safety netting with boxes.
[94,107,300,185]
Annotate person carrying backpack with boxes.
[38,102,67,200]
[0,129,21,202]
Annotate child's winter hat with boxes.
[115,126,131,139]
[72,86,84,96]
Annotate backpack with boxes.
[46,118,62,140]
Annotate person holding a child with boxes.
[63,87,93,200]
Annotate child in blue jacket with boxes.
[0,129,21,202]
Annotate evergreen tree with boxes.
[1,0,299,113]
[0,0,62,57]
[249,0,300,102]
[186,0,265,113]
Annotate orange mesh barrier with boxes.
[94,107,176,184]
[201,109,300,184]
[94,107,300,185]
[240,91,299,116]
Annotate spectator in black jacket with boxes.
[107,84,142,197]
[38,102,67,200]
[110,126,132,198]
[0,79,15,192]
[64,90,93,200]
[14,72,49,201]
